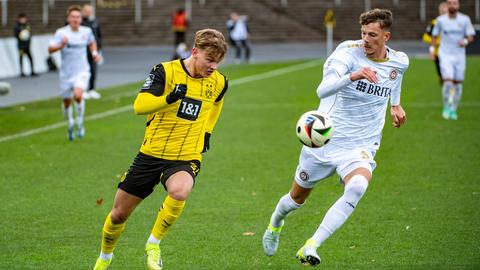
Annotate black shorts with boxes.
[118,152,201,199]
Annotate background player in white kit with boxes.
[262,9,408,266]
[431,0,475,120]
[48,5,100,140]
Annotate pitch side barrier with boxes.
[0,34,61,79]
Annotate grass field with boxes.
[0,57,479,269]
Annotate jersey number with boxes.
[177,97,202,121]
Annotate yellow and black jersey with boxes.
[423,19,440,56]
[134,59,228,162]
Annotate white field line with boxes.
[0,61,322,143]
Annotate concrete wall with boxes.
[0,34,61,79]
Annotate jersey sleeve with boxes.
[215,75,228,102]
[316,46,353,98]
[140,64,166,97]
[87,28,96,44]
[390,52,409,106]
[49,29,64,47]
[465,16,476,37]
[431,17,441,37]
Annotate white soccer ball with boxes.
[296,110,333,148]
[0,82,11,96]
[19,29,31,41]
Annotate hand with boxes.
[202,133,211,153]
[166,84,187,104]
[458,38,468,47]
[429,46,436,60]
[61,36,68,48]
[391,105,406,128]
[350,67,378,84]
[92,50,101,63]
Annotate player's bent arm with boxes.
[88,42,99,60]
[205,99,224,134]
[316,69,351,99]
[48,44,62,54]
[133,92,170,115]
[467,35,474,44]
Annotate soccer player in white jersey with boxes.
[431,0,475,120]
[48,5,100,140]
[262,9,408,266]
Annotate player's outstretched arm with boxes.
[390,105,406,128]
[134,84,187,115]
[133,92,170,115]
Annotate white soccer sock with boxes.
[269,192,302,229]
[99,251,113,260]
[442,81,454,109]
[74,99,85,128]
[147,233,161,245]
[62,103,74,128]
[310,175,369,247]
[452,83,463,111]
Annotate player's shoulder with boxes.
[457,12,472,21]
[79,25,93,33]
[150,63,166,76]
[387,47,409,70]
[436,14,448,22]
[212,70,228,85]
[330,40,363,60]
[56,25,69,33]
[335,40,363,52]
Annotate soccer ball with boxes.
[296,110,333,148]
[19,29,31,41]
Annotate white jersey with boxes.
[432,12,475,55]
[227,18,249,41]
[318,40,409,150]
[49,25,95,79]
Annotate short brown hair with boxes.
[359,9,393,30]
[194,29,228,62]
[67,5,82,16]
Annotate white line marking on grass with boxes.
[0,106,132,143]
[0,61,322,143]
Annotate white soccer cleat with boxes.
[296,239,321,266]
[89,90,102,99]
[83,91,91,100]
[77,125,85,138]
[262,223,283,256]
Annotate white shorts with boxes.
[439,52,466,81]
[59,71,90,99]
[294,144,377,189]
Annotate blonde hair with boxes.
[194,29,228,62]
[359,9,393,30]
[67,5,82,16]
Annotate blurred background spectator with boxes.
[82,4,103,99]
[14,13,36,77]
[227,12,251,64]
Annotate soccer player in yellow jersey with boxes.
[93,28,228,270]
[423,2,448,84]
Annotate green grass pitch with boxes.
[0,57,479,269]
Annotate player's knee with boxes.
[110,210,129,224]
[168,187,191,201]
[290,192,307,205]
[165,172,194,200]
[345,175,369,199]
